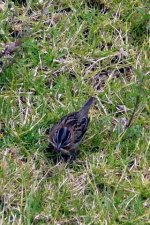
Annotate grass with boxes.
[0,0,150,224]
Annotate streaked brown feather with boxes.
[48,97,96,156]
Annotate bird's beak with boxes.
[56,143,61,151]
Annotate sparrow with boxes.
[47,97,96,160]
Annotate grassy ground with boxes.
[0,0,150,224]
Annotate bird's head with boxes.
[50,127,72,153]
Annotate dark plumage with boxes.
[47,97,96,160]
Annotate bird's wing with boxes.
[73,116,90,144]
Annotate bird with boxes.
[47,97,96,160]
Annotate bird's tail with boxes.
[79,97,96,116]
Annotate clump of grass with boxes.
[0,0,149,224]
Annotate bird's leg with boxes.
[70,149,77,161]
